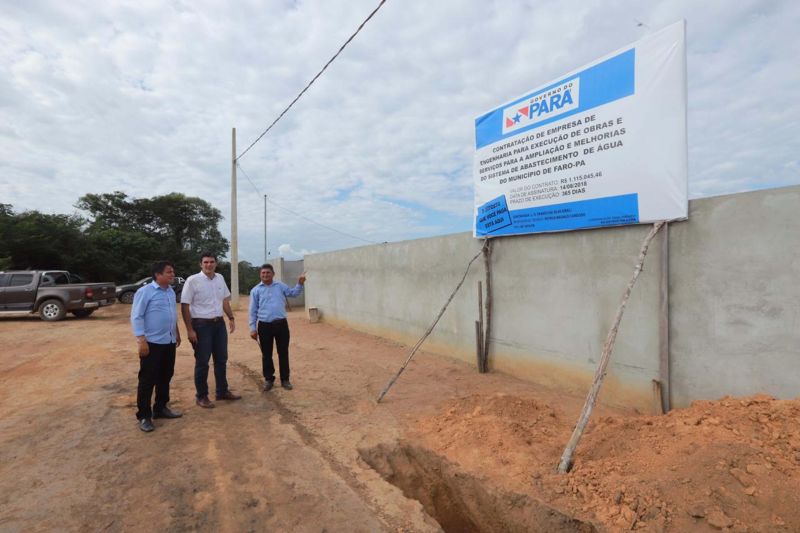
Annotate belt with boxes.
[192,317,225,324]
[258,318,287,325]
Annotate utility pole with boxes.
[264,194,267,264]
[230,127,239,307]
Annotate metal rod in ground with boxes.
[556,222,665,473]
[376,248,485,403]
[482,239,493,373]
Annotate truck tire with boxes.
[71,309,95,318]
[119,291,135,304]
[39,299,67,321]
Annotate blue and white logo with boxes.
[502,78,580,134]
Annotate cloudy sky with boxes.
[2,0,798,261]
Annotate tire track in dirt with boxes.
[71,365,390,532]
[228,360,437,532]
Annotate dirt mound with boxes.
[420,393,570,467]
[414,393,800,532]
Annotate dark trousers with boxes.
[258,319,290,382]
[136,342,176,420]
[192,320,229,399]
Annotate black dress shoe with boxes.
[139,418,155,432]
[281,381,293,390]
[263,381,274,392]
[153,407,183,419]
[215,391,242,401]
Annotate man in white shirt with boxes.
[180,252,242,408]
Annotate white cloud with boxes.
[278,243,316,260]
[1,0,798,262]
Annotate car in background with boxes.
[116,276,185,304]
[0,270,116,321]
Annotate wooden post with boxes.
[477,280,484,371]
[377,248,484,403]
[556,222,665,473]
[658,222,670,413]
[475,321,483,371]
[652,380,665,415]
[482,239,493,373]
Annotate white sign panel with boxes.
[474,21,688,237]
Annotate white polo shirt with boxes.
[181,272,231,319]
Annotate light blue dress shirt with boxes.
[249,281,303,330]
[131,281,178,344]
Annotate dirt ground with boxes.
[1,301,798,532]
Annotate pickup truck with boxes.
[0,270,116,321]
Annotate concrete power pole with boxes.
[231,127,239,308]
[264,194,268,264]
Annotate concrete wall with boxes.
[274,258,305,307]
[304,185,800,410]
[669,186,800,406]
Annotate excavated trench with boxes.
[360,442,597,533]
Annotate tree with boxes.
[0,193,231,284]
[0,208,86,271]
[73,227,161,282]
[77,191,229,280]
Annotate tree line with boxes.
[0,191,261,291]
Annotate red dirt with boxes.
[414,393,800,531]
[0,301,797,532]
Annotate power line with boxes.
[238,163,263,195]
[237,163,378,245]
[235,0,389,162]
[267,197,378,245]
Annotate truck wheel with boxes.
[119,291,134,304]
[71,309,95,318]
[39,299,66,321]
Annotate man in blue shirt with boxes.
[248,264,305,391]
[131,260,183,432]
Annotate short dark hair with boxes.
[200,251,217,261]
[152,260,175,278]
[260,263,274,273]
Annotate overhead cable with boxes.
[237,163,377,245]
[235,0,389,162]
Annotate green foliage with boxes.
[0,210,85,270]
[76,191,229,281]
[215,261,260,294]
[0,193,230,285]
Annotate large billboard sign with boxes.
[473,21,688,237]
